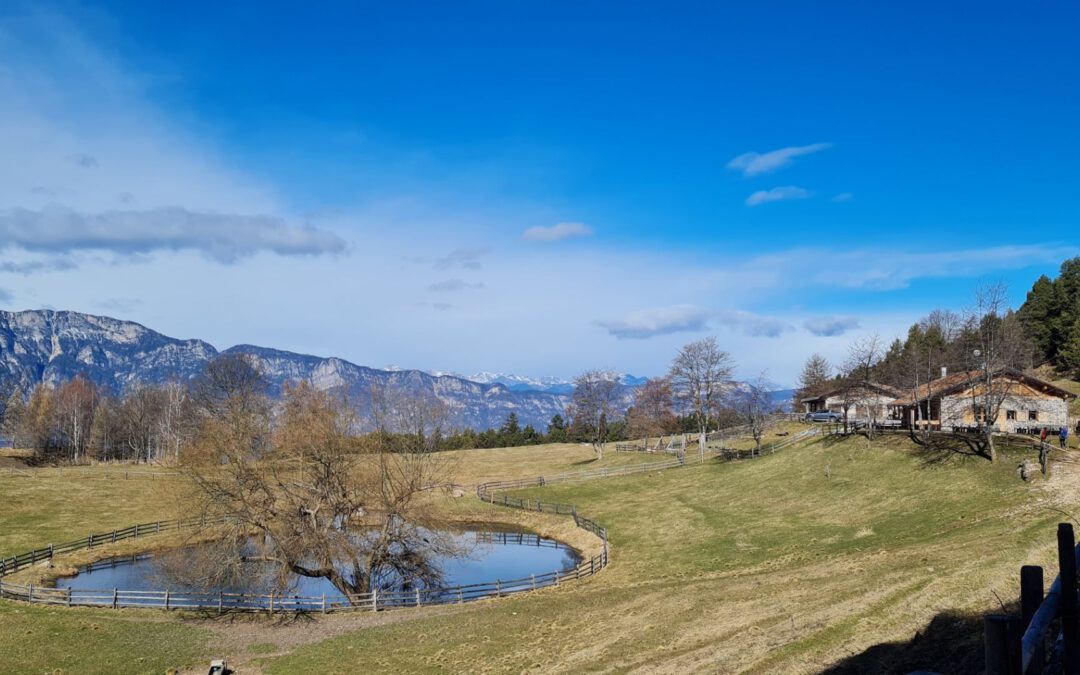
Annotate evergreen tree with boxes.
[1061,316,1080,378]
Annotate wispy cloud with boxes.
[434,248,489,270]
[715,310,794,338]
[0,256,78,275]
[595,305,713,340]
[67,153,98,169]
[832,192,854,203]
[427,279,485,293]
[0,206,346,263]
[746,186,810,206]
[727,142,832,177]
[804,316,860,337]
[522,222,594,242]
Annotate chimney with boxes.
[940,366,948,379]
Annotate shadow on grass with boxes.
[822,608,992,674]
[570,457,600,466]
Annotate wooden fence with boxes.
[0,500,610,614]
[985,522,1080,674]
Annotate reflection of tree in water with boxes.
[155,522,472,596]
[177,358,464,602]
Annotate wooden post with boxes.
[28,583,33,602]
[1021,562,1045,674]
[457,586,463,603]
[164,589,170,611]
[984,614,1022,675]
[372,587,378,612]
[134,523,139,538]
[112,588,118,609]
[1060,523,1080,674]
[1020,565,1044,629]
[269,592,275,616]
[218,591,223,615]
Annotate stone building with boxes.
[800,381,904,421]
[890,369,1074,433]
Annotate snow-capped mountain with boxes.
[0,310,571,431]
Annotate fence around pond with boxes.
[0,502,610,614]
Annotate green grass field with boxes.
[0,433,1075,673]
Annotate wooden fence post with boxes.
[372,587,377,612]
[1020,564,1044,673]
[321,594,327,613]
[112,588,118,609]
[218,591,223,615]
[164,589,170,611]
[984,614,1022,675]
[1060,523,1080,674]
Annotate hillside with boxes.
[0,432,1072,672]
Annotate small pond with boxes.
[54,527,581,608]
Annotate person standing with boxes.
[1041,427,1048,445]
[1061,425,1069,449]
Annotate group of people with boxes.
[1039,425,1072,449]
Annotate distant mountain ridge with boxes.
[0,309,793,429]
[0,309,572,430]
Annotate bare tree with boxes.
[55,375,99,463]
[740,374,774,456]
[568,370,621,460]
[668,337,734,458]
[182,380,456,598]
[843,334,884,440]
[626,377,676,448]
[960,282,1032,462]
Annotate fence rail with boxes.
[1,492,613,614]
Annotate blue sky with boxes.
[0,2,1077,385]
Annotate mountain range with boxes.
[0,309,792,430]
[0,310,576,430]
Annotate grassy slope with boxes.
[261,435,1066,674]
[0,435,1071,673]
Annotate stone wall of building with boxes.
[940,393,1069,432]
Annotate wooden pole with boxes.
[1020,564,1045,673]
[984,614,1021,675]
[1060,523,1080,674]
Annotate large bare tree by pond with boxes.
[668,337,734,457]
[181,356,456,598]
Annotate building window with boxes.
[1006,410,1017,421]
[1029,410,1039,421]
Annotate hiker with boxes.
[1041,428,1048,444]
[1061,426,1069,449]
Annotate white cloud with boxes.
[521,222,594,242]
[832,192,854,202]
[428,279,484,293]
[804,316,860,337]
[727,143,832,177]
[746,186,810,206]
[595,305,713,340]
[0,206,346,263]
[715,310,794,338]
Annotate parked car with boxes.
[804,410,842,422]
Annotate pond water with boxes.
[54,527,581,605]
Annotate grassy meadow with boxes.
[0,431,1076,673]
